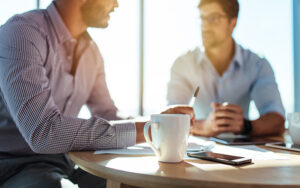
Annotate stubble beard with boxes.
[203,38,219,50]
[81,0,109,28]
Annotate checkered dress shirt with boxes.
[0,3,136,158]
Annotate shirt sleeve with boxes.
[86,48,122,121]
[0,21,136,154]
[167,56,194,105]
[250,58,285,117]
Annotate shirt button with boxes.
[68,101,72,105]
[67,56,72,60]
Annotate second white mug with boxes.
[288,112,300,145]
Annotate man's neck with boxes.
[205,38,235,76]
[54,1,87,39]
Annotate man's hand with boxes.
[191,102,244,137]
[212,102,244,134]
[191,113,220,137]
[160,105,195,121]
[135,105,195,143]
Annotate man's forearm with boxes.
[251,113,285,136]
[135,121,147,144]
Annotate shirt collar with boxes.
[233,42,243,67]
[197,41,243,67]
[46,2,73,44]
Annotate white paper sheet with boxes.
[94,142,215,155]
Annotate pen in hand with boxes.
[189,86,200,107]
[189,86,199,130]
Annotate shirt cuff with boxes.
[110,120,136,148]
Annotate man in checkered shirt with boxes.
[0,0,194,187]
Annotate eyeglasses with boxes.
[200,13,228,25]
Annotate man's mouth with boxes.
[202,32,214,38]
[109,9,114,14]
[107,9,114,18]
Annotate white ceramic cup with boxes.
[143,114,190,163]
[287,112,300,145]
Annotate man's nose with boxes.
[201,21,210,29]
[201,21,213,32]
[114,0,119,8]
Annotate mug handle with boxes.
[144,121,161,157]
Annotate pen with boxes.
[189,86,200,106]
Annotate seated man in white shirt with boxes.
[167,0,285,137]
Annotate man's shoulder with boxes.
[238,44,270,67]
[1,9,47,34]
[0,10,49,60]
[237,44,274,78]
[174,47,203,66]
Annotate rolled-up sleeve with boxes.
[250,58,285,117]
[0,21,136,154]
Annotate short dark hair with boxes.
[198,0,239,19]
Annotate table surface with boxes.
[68,134,300,188]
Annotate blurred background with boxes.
[0,0,294,121]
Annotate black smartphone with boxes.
[187,151,252,165]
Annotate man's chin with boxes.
[203,41,218,49]
[88,21,109,28]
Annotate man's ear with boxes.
[229,17,237,32]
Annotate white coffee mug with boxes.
[287,112,300,145]
[144,114,190,163]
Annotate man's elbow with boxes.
[28,142,49,154]
[277,120,286,136]
[28,137,67,154]
[274,114,286,136]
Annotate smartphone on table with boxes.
[187,151,252,166]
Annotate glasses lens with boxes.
[201,14,226,25]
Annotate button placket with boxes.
[217,78,224,103]
[68,100,72,105]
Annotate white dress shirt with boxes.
[167,43,285,120]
